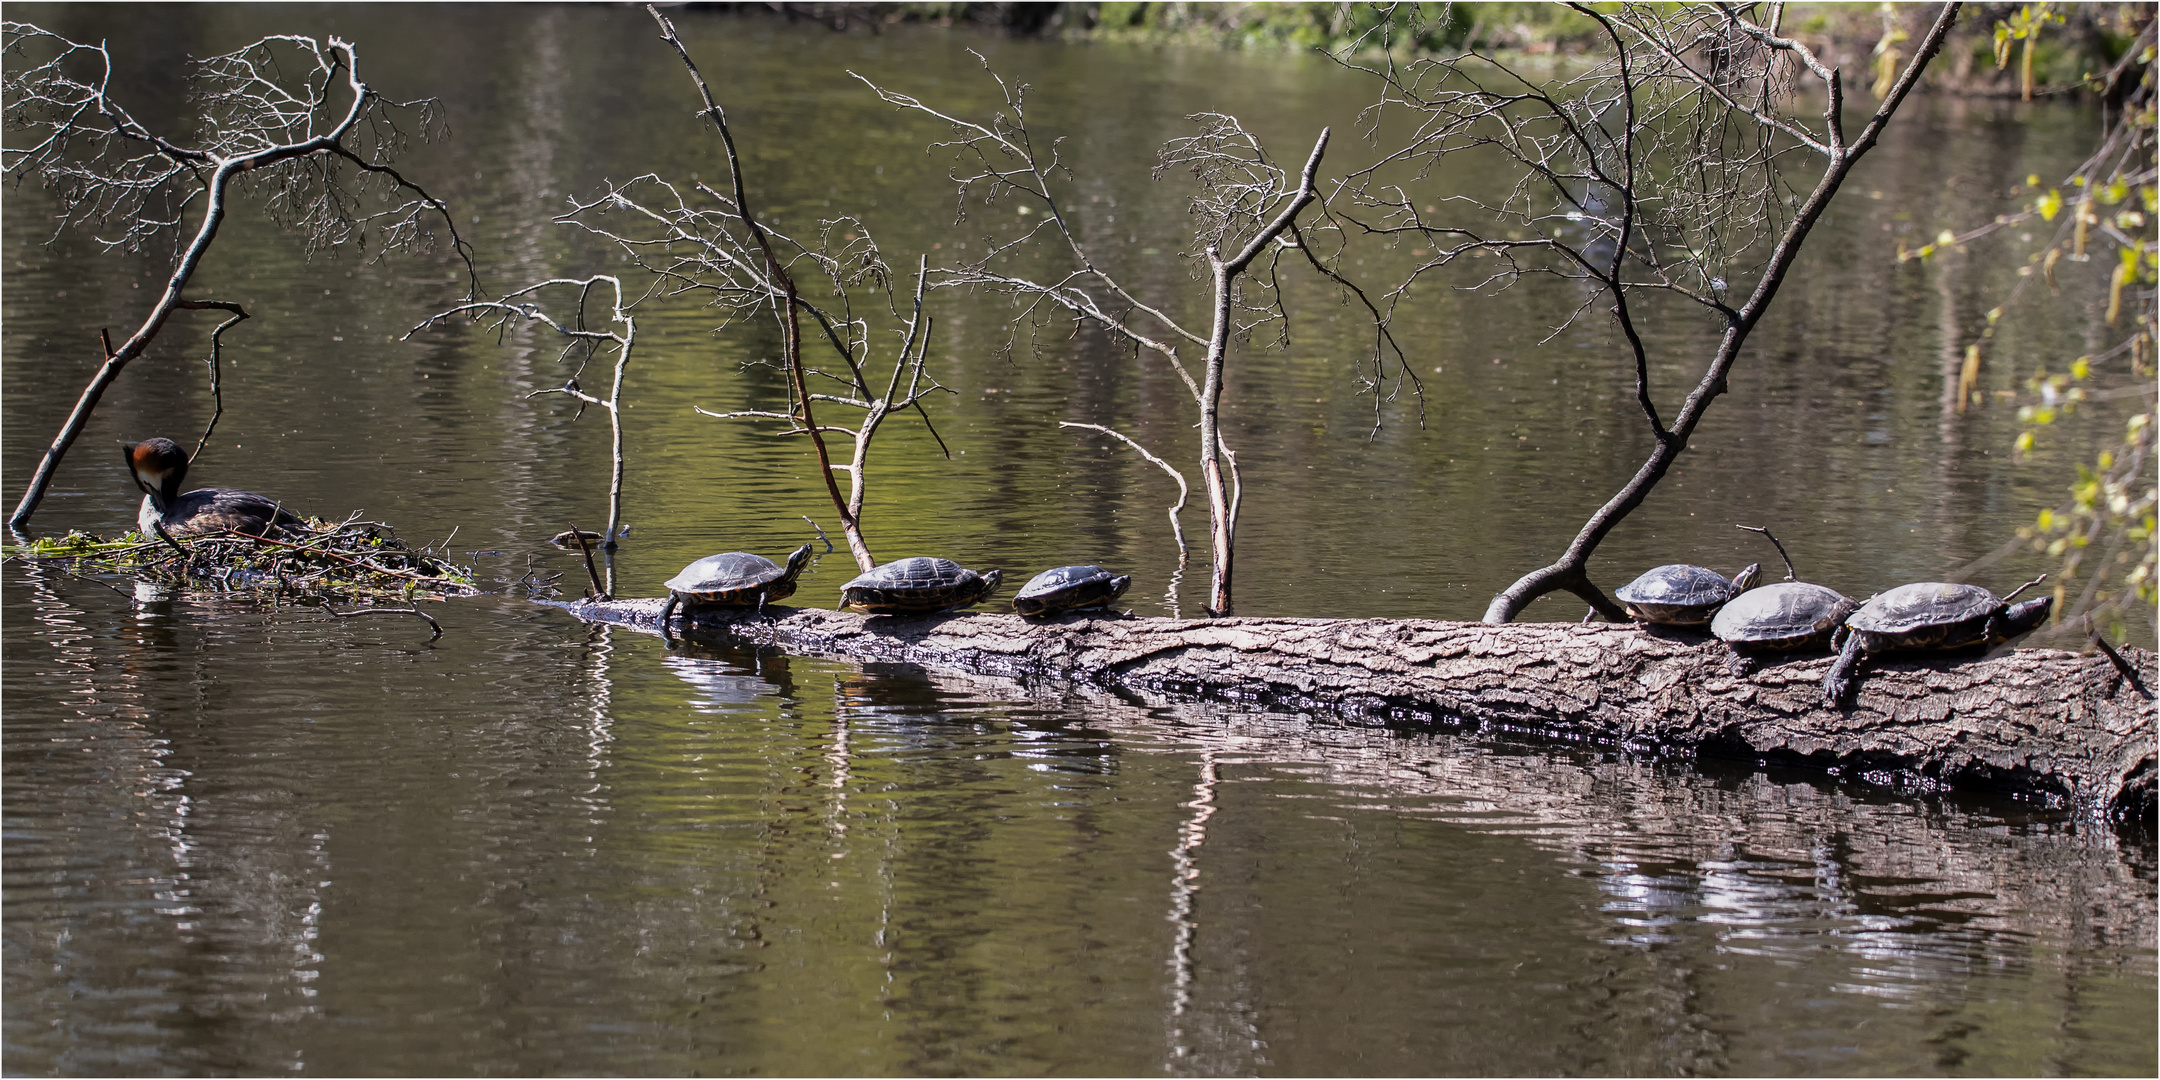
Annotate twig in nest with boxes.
[322,601,444,640]
[150,520,189,557]
[223,529,466,586]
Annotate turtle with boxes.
[1012,565,1131,617]
[1820,579,2053,705]
[1613,562,1760,626]
[658,544,815,631]
[839,557,1002,615]
[1710,581,1859,676]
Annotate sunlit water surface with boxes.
[5,5,2153,1075]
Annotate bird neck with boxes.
[146,471,184,513]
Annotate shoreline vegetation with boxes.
[705,1,2152,102]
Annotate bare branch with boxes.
[3,23,468,531]
[640,4,958,571]
[863,59,1403,615]
[1462,3,1964,622]
[175,300,248,459]
[1061,422,1190,564]
[412,277,637,548]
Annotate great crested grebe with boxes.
[124,438,303,539]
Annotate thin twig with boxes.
[173,299,248,460]
[2000,573,2048,603]
[2085,619,2152,700]
[567,523,608,600]
[321,600,443,639]
[1062,422,1189,564]
[149,519,188,557]
[1734,524,1796,580]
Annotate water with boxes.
[5,6,2152,1075]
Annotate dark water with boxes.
[4,6,2153,1075]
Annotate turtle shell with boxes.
[1012,565,1131,617]
[1711,581,1856,650]
[1614,562,1759,625]
[1844,583,2006,649]
[840,557,1002,614]
[666,544,812,606]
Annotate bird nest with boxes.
[12,516,479,604]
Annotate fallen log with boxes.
[548,597,2157,816]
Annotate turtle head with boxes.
[975,567,1003,601]
[1730,563,1762,592]
[782,543,814,578]
[1108,574,1133,605]
[2001,595,2053,638]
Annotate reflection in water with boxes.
[8,560,332,1070]
[1164,748,1218,1059]
[3,567,2151,1075]
[1115,700,2148,1075]
[664,647,787,710]
[573,622,618,828]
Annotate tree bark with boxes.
[550,598,2156,815]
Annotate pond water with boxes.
[4,5,2153,1075]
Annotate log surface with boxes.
[549,598,2157,814]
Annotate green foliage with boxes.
[854,2,2142,92]
[1054,2,2137,87]
[1080,2,1553,56]
[1993,2,2065,99]
[1916,14,2158,641]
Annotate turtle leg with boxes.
[1821,631,1866,706]
[1724,646,1757,679]
[756,589,779,646]
[658,593,681,647]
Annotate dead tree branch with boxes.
[1061,421,1191,563]
[1,23,472,532]
[177,300,248,459]
[500,4,958,574]
[1333,3,1961,622]
[409,276,636,549]
[858,59,1400,614]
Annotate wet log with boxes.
[549,598,2157,815]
